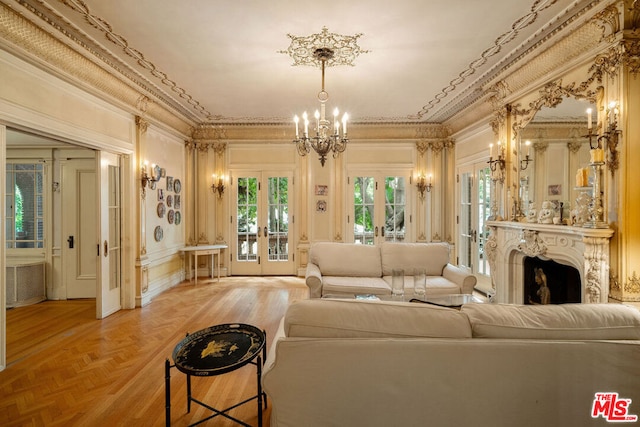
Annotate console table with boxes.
[181,244,227,285]
[165,323,267,427]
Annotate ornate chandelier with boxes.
[281,27,368,167]
[293,47,348,167]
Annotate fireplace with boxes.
[486,221,614,304]
[523,257,581,304]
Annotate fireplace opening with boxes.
[523,257,581,304]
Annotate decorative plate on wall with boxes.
[175,211,181,225]
[154,226,163,242]
[167,209,175,224]
[166,194,173,207]
[157,202,166,218]
[153,164,162,181]
[173,179,181,194]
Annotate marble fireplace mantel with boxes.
[485,221,614,304]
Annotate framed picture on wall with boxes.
[548,184,561,196]
[316,200,327,213]
[315,185,328,196]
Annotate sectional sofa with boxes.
[305,241,477,298]
[262,298,640,427]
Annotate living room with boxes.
[1,0,640,425]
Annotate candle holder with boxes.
[415,173,433,199]
[487,149,506,184]
[519,154,532,171]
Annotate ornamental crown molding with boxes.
[0,2,194,133]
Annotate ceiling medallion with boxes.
[279,26,369,67]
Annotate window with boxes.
[6,163,44,249]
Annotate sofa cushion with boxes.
[380,242,450,276]
[310,242,382,277]
[284,298,472,339]
[461,303,640,340]
[322,276,391,296]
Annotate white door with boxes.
[231,171,294,275]
[62,158,97,299]
[458,164,491,281]
[97,152,121,319]
[348,171,411,244]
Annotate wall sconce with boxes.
[211,174,225,198]
[487,142,506,182]
[415,173,433,199]
[584,102,621,176]
[520,140,532,171]
[140,161,157,199]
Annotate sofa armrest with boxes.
[305,262,323,298]
[442,264,477,294]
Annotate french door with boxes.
[231,171,294,275]
[97,152,121,319]
[347,171,411,245]
[458,163,491,280]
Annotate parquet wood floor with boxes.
[1,276,308,427]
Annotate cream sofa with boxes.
[262,299,640,427]
[305,241,477,298]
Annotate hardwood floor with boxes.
[1,276,308,427]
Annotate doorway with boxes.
[62,158,97,299]
[347,171,412,244]
[457,163,491,292]
[230,170,295,275]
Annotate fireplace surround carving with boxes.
[486,221,613,304]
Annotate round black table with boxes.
[165,323,267,427]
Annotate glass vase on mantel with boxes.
[582,147,607,229]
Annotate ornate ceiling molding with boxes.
[279,26,369,68]
[48,0,214,121]
[412,0,564,121]
[0,2,194,133]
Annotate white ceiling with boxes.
[14,0,590,125]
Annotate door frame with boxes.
[345,168,414,244]
[456,161,492,293]
[228,169,296,275]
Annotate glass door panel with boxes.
[236,176,258,264]
[383,176,406,242]
[350,172,410,245]
[477,167,491,276]
[353,177,375,245]
[232,172,294,275]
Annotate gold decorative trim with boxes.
[625,271,640,294]
[135,116,148,134]
[416,141,428,155]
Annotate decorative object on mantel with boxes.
[537,201,554,224]
[282,27,368,167]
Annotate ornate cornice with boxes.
[412,0,566,121]
[0,2,193,133]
